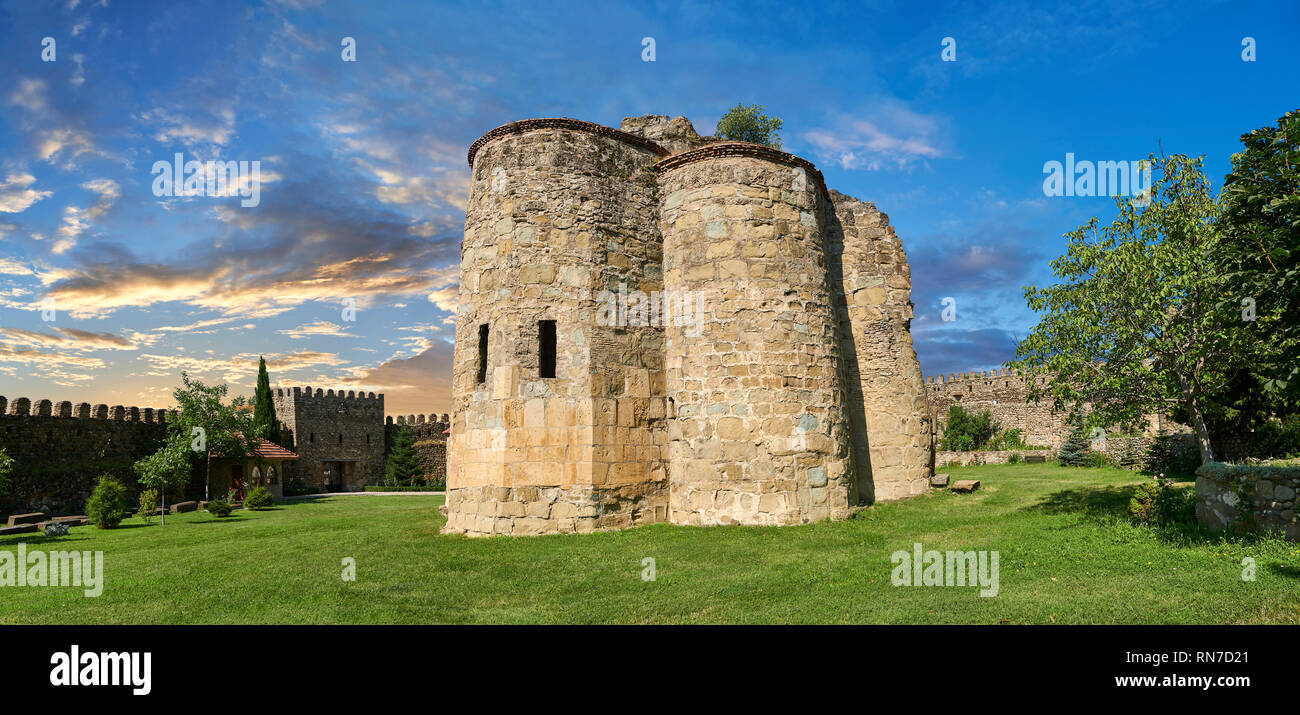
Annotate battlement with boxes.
[274,386,383,406]
[925,368,1051,387]
[0,396,170,423]
[386,413,450,426]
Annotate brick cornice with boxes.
[467,118,669,167]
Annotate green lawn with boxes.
[3,463,1298,624]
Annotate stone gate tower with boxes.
[444,115,933,536]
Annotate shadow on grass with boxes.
[1026,485,1135,521]
[187,517,252,524]
[1268,563,1300,579]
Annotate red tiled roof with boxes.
[250,439,297,460]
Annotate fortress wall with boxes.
[657,144,854,525]
[827,192,933,501]
[386,413,450,486]
[0,397,168,514]
[272,387,385,490]
[445,120,670,536]
[925,370,1070,448]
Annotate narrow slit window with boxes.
[538,320,557,378]
[476,323,489,384]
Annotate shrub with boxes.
[244,486,274,510]
[1129,474,1195,527]
[0,446,13,498]
[715,103,784,148]
[85,475,127,529]
[1008,451,1022,464]
[137,488,158,524]
[939,405,1000,451]
[43,522,69,537]
[207,498,233,518]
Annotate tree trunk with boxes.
[1177,372,1216,465]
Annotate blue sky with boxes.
[0,0,1296,415]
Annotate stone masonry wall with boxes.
[658,146,854,525]
[828,190,933,501]
[0,397,167,514]
[927,369,1070,449]
[386,413,450,486]
[273,387,386,491]
[445,119,670,536]
[1196,462,1300,541]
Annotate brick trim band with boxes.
[653,141,829,198]
[467,118,669,167]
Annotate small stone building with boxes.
[444,115,935,537]
[208,439,298,500]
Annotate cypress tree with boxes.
[385,426,422,486]
[252,356,283,446]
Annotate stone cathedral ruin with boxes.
[442,115,935,536]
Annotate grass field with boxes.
[2,462,1297,624]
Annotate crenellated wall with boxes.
[925,369,1070,449]
[386,413,450,486]
[0,396,169,514]
[272,387,386,491]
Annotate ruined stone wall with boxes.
[272,387,385,491]
[827,191,933,501]
[0,397,167,514]
[444,119,670,536]
[444,115,939,536]
[1196,462,1300,541]
[926,369,1070,449]
[657,144,854,525]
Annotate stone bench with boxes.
[0,524,38,536]
[6,513,46,527]
[37,516,88,528]
[951,480,981,493]
[170,501,198,514]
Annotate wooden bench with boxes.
[6,513,46,527]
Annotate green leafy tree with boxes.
[715,103,783,148]
[0,447,13,498]
[1012,154,1235,466]
[137,488,158,525]
[252,356,283,446]
[134,372,260,524]
[1216,109,1300,407]
[385,426,422,487]
[938,404,1000,451]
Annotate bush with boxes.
[206,498,233,518]
[715,103,784,148]
[244,486,274,510]
[137,488,158,524]
[1129,475,1195,527]
[939,405,1000,451]
[85,475,127,529]
[1008,452,1022,464]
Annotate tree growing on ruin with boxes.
[252,356,284,446]
[385,426,421,487]
[1012,154,1238,466]
[134,372,261,523]
[715,103,783,148]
